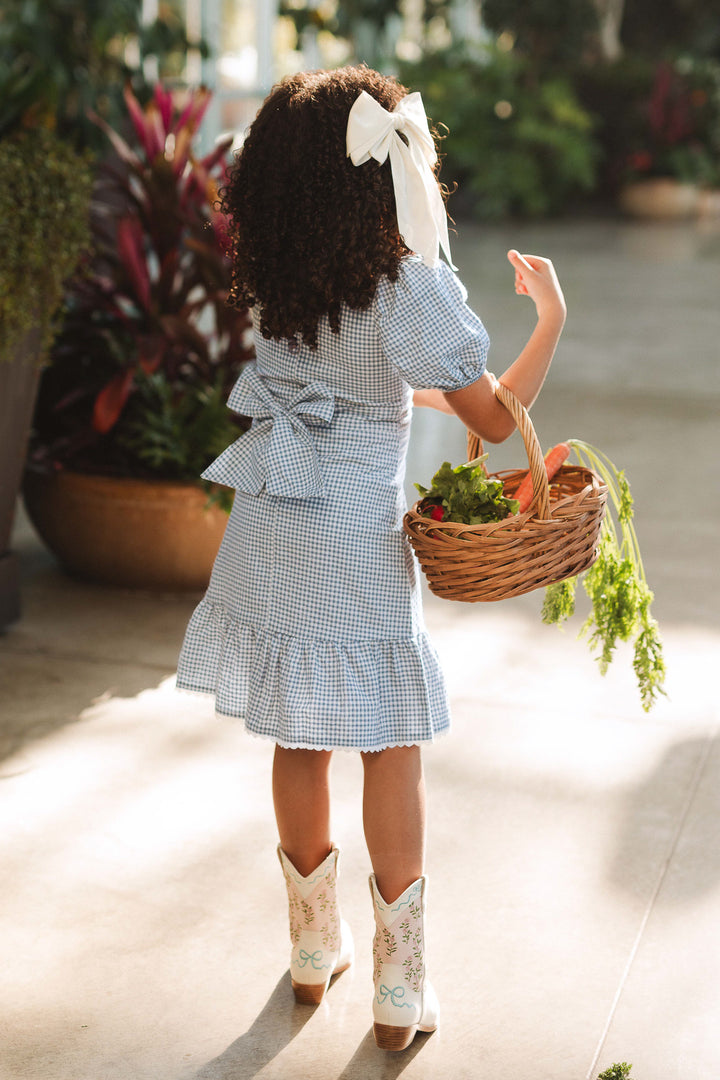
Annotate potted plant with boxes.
[0,127,93,628]
[24,84,254,590]
[618,60,718,218]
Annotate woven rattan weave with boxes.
[403,381,608,602]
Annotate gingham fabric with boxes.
[176,257,489,751]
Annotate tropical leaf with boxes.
[153,82,173,133]
[92,367,136,434]
[145,100,167,162]
[175,85,212,136]
[116,218,152,312]
[86,106,142,171]
[123,83,161,162]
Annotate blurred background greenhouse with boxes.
[2,0,719,213]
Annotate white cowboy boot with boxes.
[369,873,439,1051]
[278,845,354,1004]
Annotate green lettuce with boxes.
[415,457,519,525]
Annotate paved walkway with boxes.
[1,219,719,1080]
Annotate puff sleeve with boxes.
[374,257,489,391]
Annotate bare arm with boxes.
[443,251,566,444]
[412,388,456,415]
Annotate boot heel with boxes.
[292,980,328,1005]
[373,1022,417,1051]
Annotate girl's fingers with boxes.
[508,249,554,277]
[507,249,534,273]
[510,252,531,295]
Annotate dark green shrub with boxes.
[0,129,92,361]
[400,45,599,218]
[0,0,207,151]
[482,0,599,68]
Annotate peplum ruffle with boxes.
[176,598,450,752]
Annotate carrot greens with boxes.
[597,1065,634,1080]
[541,440,666,712]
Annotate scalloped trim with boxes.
[238,719,451,754]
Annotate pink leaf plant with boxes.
[32,82,254,481]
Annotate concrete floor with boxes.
[1,219,719,1080]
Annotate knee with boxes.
[361,744,421,771]
[275,744,333,774]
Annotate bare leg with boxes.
[272,745,333,876]
[361,744,426,903]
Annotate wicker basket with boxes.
[403,381,609,602]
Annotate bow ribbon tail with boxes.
[201,427,268,494]
[388,136,456,271]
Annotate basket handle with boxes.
[465,379,550,520]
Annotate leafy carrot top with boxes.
[542,440,666,712]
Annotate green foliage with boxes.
[620,0,720,60]
[399,45,599,219]
[541,577,577,626]
[581,534,649,671]
[0,129,92,363]
[114,371,237,510]
[0,0,208,150]
[597,1064,633,1080]
[482,0,599,68]
[334,0,402,29]
[415,457,519,524]
[542,441,666,712]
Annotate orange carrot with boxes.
[514,442,571,513]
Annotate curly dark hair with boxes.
[220,65,441,349]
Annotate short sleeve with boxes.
[374,258,489,391]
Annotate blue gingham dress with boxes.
[176,258,489,751]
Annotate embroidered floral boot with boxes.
[369,873,439,1051]
[277,845,354,1005]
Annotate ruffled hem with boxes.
[175,598,451,753]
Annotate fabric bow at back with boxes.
[346,90,455,271]
[201,368,335,499]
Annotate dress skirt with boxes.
[176,257,490,752]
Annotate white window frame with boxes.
[142,0,278,145]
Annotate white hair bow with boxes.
[346,90,455,270]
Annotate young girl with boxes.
[176,64,566,1051]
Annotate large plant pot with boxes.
[619,178,699,219]
[0,327,43,629]
[23,469,231,590]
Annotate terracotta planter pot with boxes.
[619,178,699,219]
[23,469,231,590]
